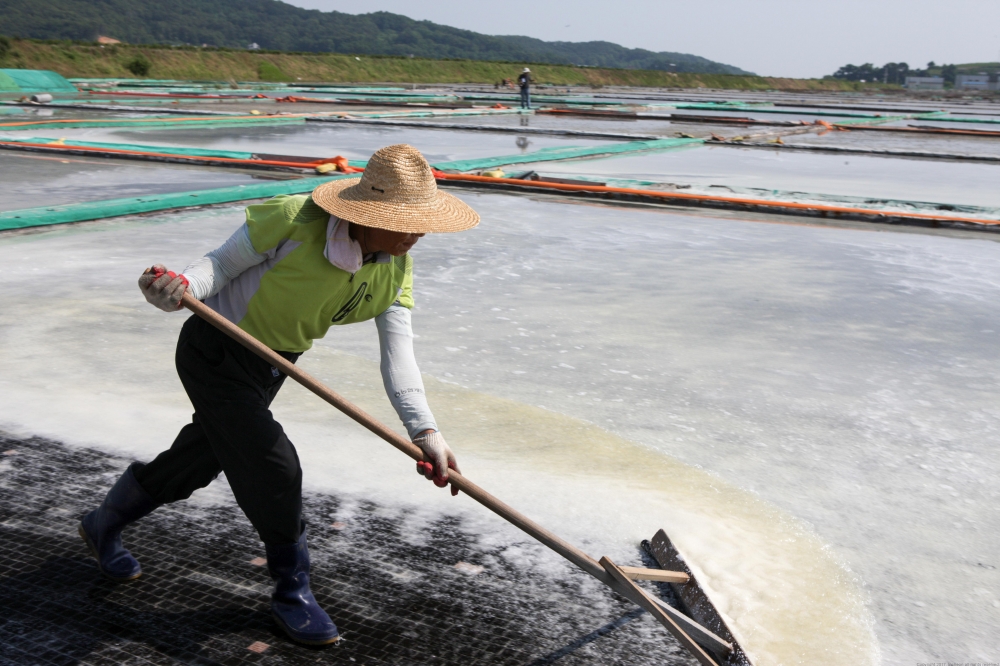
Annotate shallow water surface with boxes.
[0,152,272,211]
[4,194,999,662]
[528,144,1000,206]
[17,122,616,165]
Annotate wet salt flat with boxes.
[884,118,1000,132]
[0,152,277,211]
[529,144,1000,207]
[2,192,999,664]
[401,112,758,139]
[18,122,616,164]
[780,130,1000,158]
[3,83,1000,666]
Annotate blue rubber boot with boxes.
[78,463,159,581]
[265,527,340,645]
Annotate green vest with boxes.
[212,194,414,353]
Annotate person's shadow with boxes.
[0,555,281,664]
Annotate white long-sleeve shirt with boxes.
[181,219,437,438]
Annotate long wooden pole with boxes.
[180,293,727,664]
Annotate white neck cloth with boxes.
[323,216,364,273]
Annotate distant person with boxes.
[518,67,533,109]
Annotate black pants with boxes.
[134,315,303,545]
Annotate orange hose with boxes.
[0,114,296,129]
[4,136,994,227]
[86,90,250,99]
[0,140,323,169]
[432,171,1000,227]
[833,124,1000,138]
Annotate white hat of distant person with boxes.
[523,67,530,73]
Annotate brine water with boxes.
[1,192,998,665]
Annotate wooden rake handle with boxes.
[180,293,725,664]
[180,294,603,576]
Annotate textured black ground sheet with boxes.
[0,435,696,666]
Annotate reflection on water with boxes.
[17,122,615,165]
[529,145,1000,207]
[0,153,267,212]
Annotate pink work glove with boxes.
[138,264,189,312]
[413,431,460,496]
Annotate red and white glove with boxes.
[138,264,189,312]
[414,431,460,496]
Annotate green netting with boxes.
[461,93,628,106]
[0,135,256,159]
[674,103,886,119]
[324,108,526,119]
[0,71,19,93]
[290,86,407,93]
[913,114,1000,125]
[0,175,357,232]
[0,115,306,131]
[833,114,911,126]
[432,137,704,172]
[0,70,78,93]
[68,98,249,106]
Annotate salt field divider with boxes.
[178,291,733,666]
[433,172,1000,232]
[7,165,997,236]
[673,103,895,119]
[0,135,258,160]
[0,177,350,232]
[2,101,246,116]
[708,139,1000,164]
[0,114,307,131]
[833,123,1000,138]
[0,136,371,173]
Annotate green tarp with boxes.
[0,175,356,232]
[0,71,19,93]
[0,69,77,93]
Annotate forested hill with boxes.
[0,0,752,75]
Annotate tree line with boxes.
[828,61,959,85]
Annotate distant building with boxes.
[248,43,260,50]
[97,36,121,45]
[956,74,990,90]
[905,76,944,90]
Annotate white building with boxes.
[956,74,991,90]
[905,76,944,90]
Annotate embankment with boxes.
[0,38,879,91]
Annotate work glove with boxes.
[139,264,189,312]
[413,431,460,496]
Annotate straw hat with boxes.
[311,144,480,233]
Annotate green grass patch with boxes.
[0,38,878,91]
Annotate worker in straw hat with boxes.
[78,144,479,646]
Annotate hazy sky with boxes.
[283,0,1000,78]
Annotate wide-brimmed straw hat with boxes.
[312,144,480,233]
